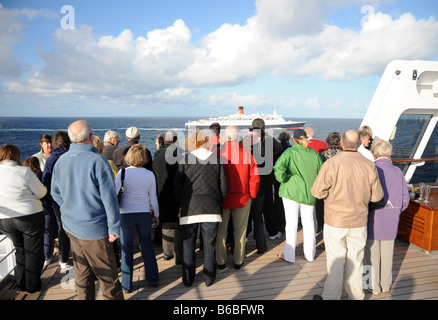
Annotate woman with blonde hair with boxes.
[174,130,228,287]
[365,140,409,295]
[273,129,322,263]
[115,143,159,292]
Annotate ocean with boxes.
[0,117,362,161]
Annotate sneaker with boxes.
[59,261,71,273]
[44,256,53,266]
[269,232,281,241]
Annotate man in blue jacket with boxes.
[51,120,123,300]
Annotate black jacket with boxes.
[152,144,184,223]
[174,152,228,219]
[113,140,152,171]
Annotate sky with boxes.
[0,0,437,119]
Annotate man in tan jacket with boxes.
[311,130,384,300]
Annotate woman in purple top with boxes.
[365,140,410,295]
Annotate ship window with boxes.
[389,113,438,183]
[409,120,438,183]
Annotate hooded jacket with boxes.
[274,144,322,206]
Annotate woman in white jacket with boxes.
[115,144,159,293]
[0,144,47,293]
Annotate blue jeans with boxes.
[181,222,218,287]
[120,212,158,291]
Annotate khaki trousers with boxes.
[322,224,367,300]
[67,232,124,300]
[364,239,395,293]
[216,199,251,266]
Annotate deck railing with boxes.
[0,234,16,286]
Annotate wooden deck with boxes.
[1,228,438,301]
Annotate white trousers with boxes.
[323,224,367,300]
[282,198,316,263]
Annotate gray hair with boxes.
[104,130,119,143]
[68,120,93,143]
[164,130,178,143]
[371,139,392,158]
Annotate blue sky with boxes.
[1,0,437,119]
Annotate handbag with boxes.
[117,168,125,204]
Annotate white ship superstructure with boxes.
[185,106,305,130]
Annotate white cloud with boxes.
[2,0,438,109]
[293,12,438,80]
[0,4,55,78]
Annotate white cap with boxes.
[126,126,140,139]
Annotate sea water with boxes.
[0,117,362,161]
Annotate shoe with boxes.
[163,255,174,261]
[257,247,267,254]
[44,256,53,266]
[234,263,243,270]
[313,294,323,300]
[217,264,226,270]
[269,232,281,241]
[59,261,71,273]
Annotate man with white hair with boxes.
[305,127,328,154]
[216,126,260,269]
[102,130,120,161]
[152,130,184,264]
[51,120,123,300]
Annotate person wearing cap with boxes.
[113,126,153,171]
[249,118,283,242]
[273,128,322,263]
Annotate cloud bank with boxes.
[1,0,438,114]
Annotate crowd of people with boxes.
[0,119,410,300]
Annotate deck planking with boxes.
[1,228,438,301]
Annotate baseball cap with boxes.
[293,128,307,140]
[126,126,140,139]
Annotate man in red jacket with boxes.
[216,126,260,269]
[305,127,328,154]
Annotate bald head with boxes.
[341,130,361,150]
[68,120,93,144]
[224,126,239,142]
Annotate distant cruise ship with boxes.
[185,106,306,130]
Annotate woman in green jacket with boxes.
[274,129,322,263]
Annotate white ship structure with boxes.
[185,106,306,130]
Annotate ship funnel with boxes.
[238,106,244,115]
